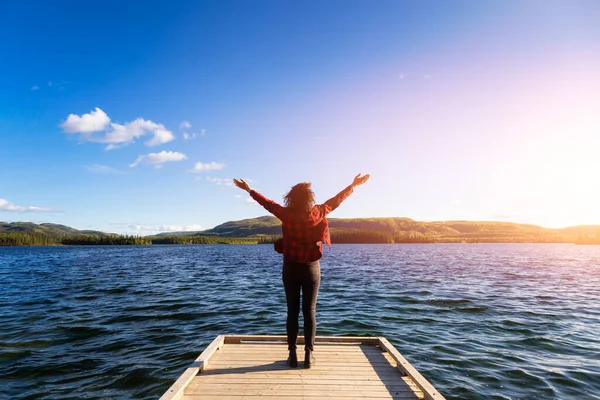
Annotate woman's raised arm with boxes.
[234,178,285,219]
[322,173,370,213]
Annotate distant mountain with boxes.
[148,216,600,243]
[3,218,600,244]
[156,216,281,237]
[0,222,110,237]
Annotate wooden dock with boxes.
[160,335,445,400]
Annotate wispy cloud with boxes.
[130,223,204,233]
[129,151,187,168]
[0,198,57,213]
[245,197,257,204]
[61,107,175,150]
[110,222,204,234]
[31,81,67,91]
[47,80,66,90]
[84,164,123,174]
[204,176,233,186]
[105,143,125,151]
[180,121,204,140]
[191,161,225,172]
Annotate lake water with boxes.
[1,244,599,400]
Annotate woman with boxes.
[233,173,370,368]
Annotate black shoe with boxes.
[287,349,298,368]
[304,349,316,369]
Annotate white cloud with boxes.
[104,118,174,146]
[61,108,175,148]
[129,151,187,168]
[245,197,257,204]
[183,132,198,140]
[31,85,39,91]
[105,143,125,151]
[109,222,204,235]
[191,161,225,172]
[84,164,123,174]
[234,194,242,198]
[129,223,204,233]
[180,121,201,140]
[200,128,206,136]
[0,198,56,213]
[142,123,175,146]
[61,107,110,133]
[205,176,233,186]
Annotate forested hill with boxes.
[0,222,150,246]
[3,218,600,245]
[0,222,109,237]
[159,216,600,244]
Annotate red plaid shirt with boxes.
[250,185,354,263]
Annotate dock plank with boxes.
[182,340,423,400]
[186,397,416,400]
[158,335,442,400]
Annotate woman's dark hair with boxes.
[284,182,315,213]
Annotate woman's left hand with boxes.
[233,178,252,192]
[352,173,370,187]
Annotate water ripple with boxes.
[1,244,600,399]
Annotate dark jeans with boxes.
[282,259,321,351]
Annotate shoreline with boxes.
[3,218,599,246]
[1,241,596,247]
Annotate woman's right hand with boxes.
[352,173,370,187]
[233,178,252,192]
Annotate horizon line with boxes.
[2,215,599,235]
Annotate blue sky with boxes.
[1,1,599,233]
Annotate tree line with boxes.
[0,229,580,247]
[0,232,57,246]
[151,236,262,244]
[0,232,150,246]
[61,235,152,245]
[0,232,274,246]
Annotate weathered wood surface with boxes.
[223,335,380,345]
[378,337,444,400]
[160,335,445,400]
[159,335,225,400]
